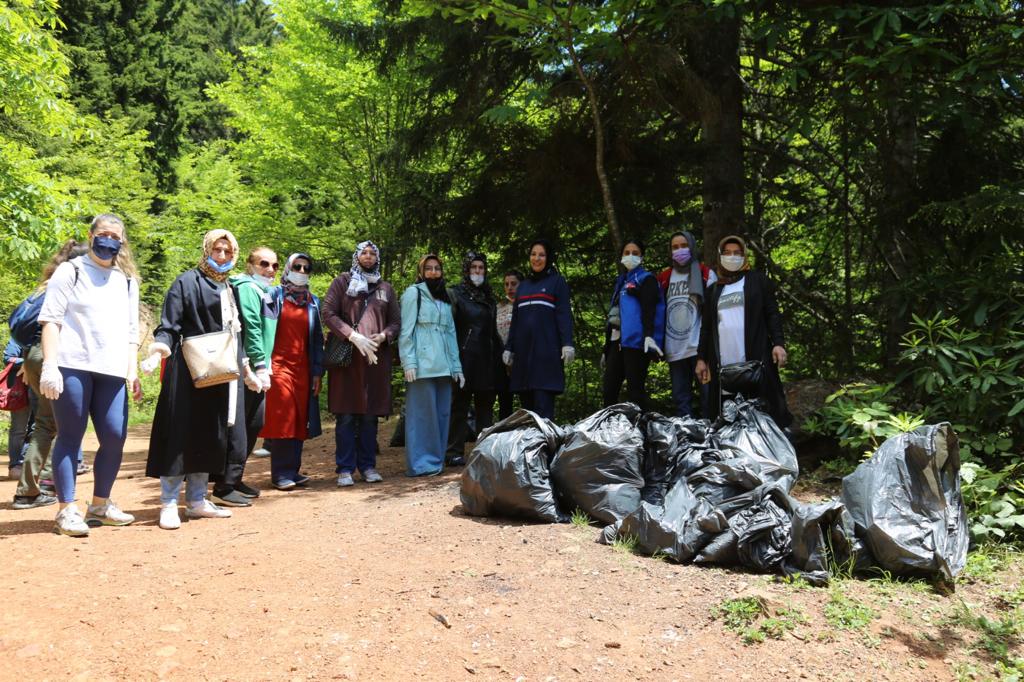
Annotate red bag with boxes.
[0,360,29,412]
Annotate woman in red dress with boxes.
[261,253,324,489]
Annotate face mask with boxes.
[92,235,122,261]
[720,254,745,272]
[207,256,234,273]
[621,254,642,270]
[470,274,485,287]
[254,274,274,287]
[287,272,310,287]
[672,247,691,266]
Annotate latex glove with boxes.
[610,328,621,342]
[454,372,465,388]
[40,361,63,400]
[404,368,417,383]
[370,332,386,346]
[561,346,575,365]
[126,366,143,402]
[349,332,379,357]
[600,351,606,371]
[243,361,261,392]
[502,350,513,367]
[140,352,162,375]
[772,345,788,368]
[644,336,664,357]
[696,359,711,385]
[256,368,272,392]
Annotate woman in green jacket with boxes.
[398,254,464,476]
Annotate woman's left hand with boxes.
[127,373,143,402]
[312,376,321,396]
[772,345,787,368]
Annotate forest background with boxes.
[0,0,1021,541]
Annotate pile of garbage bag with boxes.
[460,398,968,585]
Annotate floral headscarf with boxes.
[282,252,313,306]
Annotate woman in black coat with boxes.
[696,235,793,428]
[446,252,502,465]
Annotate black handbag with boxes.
[719,360,764,397]
[324,297,370,370]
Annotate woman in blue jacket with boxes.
[503,239,574,420]
[602,238,665,409]
[399,254,464,476]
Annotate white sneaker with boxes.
[86,500,135,527]
[54,505,90,537]
[362,469,383,483]
[252,448,271,458]
[337,472,354,487]
[159,503,181,530]
[185,499,233,519]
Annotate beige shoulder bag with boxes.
[182,284,241,388]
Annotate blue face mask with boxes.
[207,256,235,274]
[92,235,122,261]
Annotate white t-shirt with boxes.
[37,255,140,378]
[665,270,700,362]
[717,279,746,367]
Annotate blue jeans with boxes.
[7,402,31,468]
[669,357,710,418]
[334,414,378,474]
[405,377,452,476]
[160,473,209,506]
[50,368,128,503]
[268,438,305,484]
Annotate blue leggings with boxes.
[50,368,128,503]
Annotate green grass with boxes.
[611,533,639,555]
[714,596,807,645]
[824,587,877,631]
[570,507,592,529]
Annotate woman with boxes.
[503,239,574,420]
[142,229,252,530]
[9,241,89,510]
[602,239,665,409]
[213,247,281,505]
[323,240,400,487]
[37,214,142,536]
[398,254,463,477]
[445,252,502,466]
[696,235,793,428]
[261,253,324,489]
[656,231,715,417]
[494,270,521,420]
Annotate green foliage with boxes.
[824,588,876,631]
[715,596,807,645]
[949,599,1024,669]
[611,533,638,555]
[804,382,927,459]
[569,507,592,529]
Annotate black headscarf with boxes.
[527,239,557,281]
[461,251,496,304]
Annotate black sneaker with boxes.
[234,481,261,498]
[447,456,466,467]
[12,493,58,510]
[212,489,252,507]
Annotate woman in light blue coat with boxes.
[399,254,464,476]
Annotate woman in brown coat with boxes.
[322,241,401,486]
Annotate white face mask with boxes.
[620,254,642,270]
[469,274,485,287]
[287,272,310,286]
[720,254,745,272]
[253,274,274,287]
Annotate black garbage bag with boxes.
[687,454,765,507]
[781,500,870,586]
[713,397,799,491]
[641,413,715,505]
[611,476,728,562]
[841,422,968,582]
[550,403,645,525]
[460,409,568,523]
[694,484,792,571]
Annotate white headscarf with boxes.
[346,240,381,297]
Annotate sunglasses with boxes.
[292,263,311,273]
[258,260,279,271]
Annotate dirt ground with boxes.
[0,419,1005,680]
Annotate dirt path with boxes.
[0,421,977,680]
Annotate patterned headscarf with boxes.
[346,240,381,297]
[197,229,239,282]
[282,252,313,306]
[715,234,751,285]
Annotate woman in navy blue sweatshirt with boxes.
[503,239,574,420]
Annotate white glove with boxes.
[644,336,664,357]
[502,351,513,367]
[140,353,162,374]
[243,360,261,392]
[40,361,63,400]
[454,372,465,388]
[256,368,272,392]
[561,346,575,365]
[404,368,417,383]
[610,328,621,342]
[349,332,378,357]
[600,351,607,370]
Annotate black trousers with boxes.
[446,386,496,457]
[497,390,517,421]
[212,387,265,492]
[602,345,651,410]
